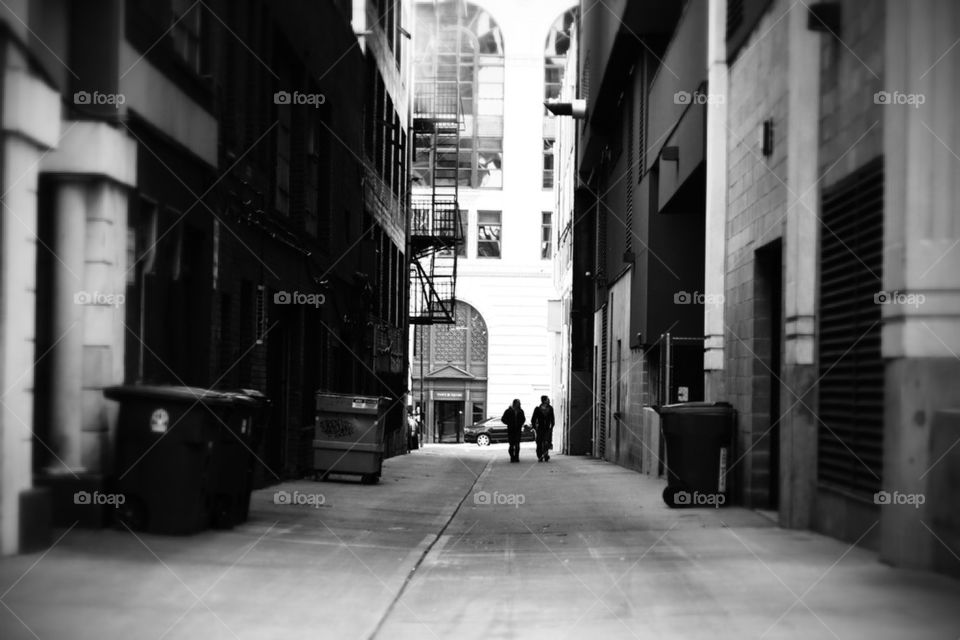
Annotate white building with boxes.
[411,0,575,442]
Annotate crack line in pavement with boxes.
[367,455,494,640]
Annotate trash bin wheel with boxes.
[361,474,380,485]
[114,496,148,531]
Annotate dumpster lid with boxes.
[659,401,734,415]
[103,385,259,407]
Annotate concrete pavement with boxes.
[1,443,959,639]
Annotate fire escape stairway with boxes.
[410,4,463,325]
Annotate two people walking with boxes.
[500,396,555,463]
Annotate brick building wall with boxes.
[723,0,793,508]
[817,1,885,187]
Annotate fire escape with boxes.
[410,1,464,325]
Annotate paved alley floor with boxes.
[1,443,959,639]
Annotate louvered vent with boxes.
[598,303,608,458]
[817,156,884,496]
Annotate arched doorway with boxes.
[411,301,488,443]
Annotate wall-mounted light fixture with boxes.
[545,99,587,119]
[660,146,679,162]
[807,2,841,33]
[760,119,774,157]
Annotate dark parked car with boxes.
[464,417,536,446]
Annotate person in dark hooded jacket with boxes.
[531,395,555,462]
[501,399,525,462]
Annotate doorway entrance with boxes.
[435,400,463,443]
[755,239,782,510]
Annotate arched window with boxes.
[414,3,504,189]
[543,7,577,190]
[428,301,487,371]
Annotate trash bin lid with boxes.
[659,401,734,416]
[104,385,257,407]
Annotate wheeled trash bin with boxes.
[313,393,387,484]
[660,402,736,508]
[105,385,263,533]
[207,389,270,528]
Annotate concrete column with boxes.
[80,182,129,472]
[779,1,821,530]
[0,44,61,554]
[45,183,87,473]
[783,3,819,369]
[38,122,135,497]
[880,0,960,574]
[703,0,728,399]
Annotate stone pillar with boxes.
[703,0,728,400]
[780,1,821,529]
[45,184,87,473]
[38,121,135,517]
[0,42,61,554]
[880,0,960,574]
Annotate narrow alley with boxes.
[1,0,959,637]
[2,446,958,639]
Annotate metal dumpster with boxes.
[313,393,387,484]
[660,402,736,508]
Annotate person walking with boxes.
[501,399,525,463]
[532,395,555,462]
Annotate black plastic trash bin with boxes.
[105,385,263,533]
[660,402,736,508]
[207,389,270,528]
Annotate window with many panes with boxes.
[477,210,501,258]
[413,3,504,189]
[439,209,468,258]
[543,8,576,190]
[542,139,556,189]
[541,212,553,259]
